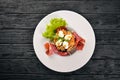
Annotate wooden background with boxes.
[0,0,120,80]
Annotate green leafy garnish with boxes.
[65,40,70,42]
[42,18,67,40]
[58,37,64,41]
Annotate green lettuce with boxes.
[42,18,67,40]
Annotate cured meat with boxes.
[73,32,85,43]
[44,43,54,56]
[52,44,69,56]
[57,51,68,56]
[73,32,85,50]
[76,41,84,50]
[44,43,69,56]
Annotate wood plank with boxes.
[68,75,104,80]
[83,14,120,30]
[0,0,120,13]
[93,45,120,59]
[95,30,120,45]
[0,75,65,80]
[0,13,120,30]
[0,74,104,80]
[104,60,120,74]
[104,75,120,80]
[0,59,120,74]
[0,44,35,59]
[0,59,105,74]
[0,29,119,44]
[0,14,45,30]
[0,44,120,59]
[0,30,33,44]
[1,74,120,80]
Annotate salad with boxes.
[42,18,85,56]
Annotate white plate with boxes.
[33,10,96,72]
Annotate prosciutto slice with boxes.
[44,43,69,56]
[44,43,54,56]
[73,32,85,50]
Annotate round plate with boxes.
[33,10,96,72]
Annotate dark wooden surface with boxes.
[0,0,120,80]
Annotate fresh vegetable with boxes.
[42,18,67,40]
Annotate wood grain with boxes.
[0,0,120,14]
[104,60,120,74]
[0,44,35,59]
[93,45,120,59]
[0,74,105,80]
[0,59,120,75]
[104,75,120,80]
[0,44,120,59]
[0,14,120,30]
[0,30,33,44]
[0,59,105,74]
[1,74,120,80]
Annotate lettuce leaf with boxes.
[42,18,67,40]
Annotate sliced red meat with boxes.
[50,43,69,56]
[76,41,84,50]
[49,43,58,53]
[73,32,85,43]
[57,51,68,56]
[44,43,69,56]
[44,43,54,56]
[44,42,49,49]
[73,32,85,50]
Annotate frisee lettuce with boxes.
[42,18,67,40]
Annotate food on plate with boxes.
[42,18,85,56]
